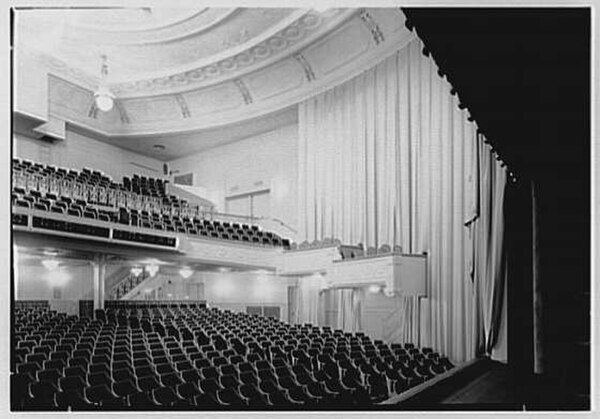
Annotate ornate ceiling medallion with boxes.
[220,59,237,71]
[267,36,287,50]
[188,70,206,81]
[300,14,320,29]
[251,45,270,59]
[205,66,220,76]
[236,52,254,66]
[282,26,302,41]
[154,77,169,86]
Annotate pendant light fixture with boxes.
[94,54,115,112]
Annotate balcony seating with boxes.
[12,158,291,249]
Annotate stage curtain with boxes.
[291,274,325,326]
[470,134,508,361]
[297,38,505,363]
[335,288,364,332]
[293,284,364,332]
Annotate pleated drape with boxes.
[335,288,364,332]
[470,135,508,359]
[297,38,506,363]
[292,274,325,326]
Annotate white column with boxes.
[13,246,19,300]
[92,255,107,311]
[99,258,106,309]
[92,261,100,310]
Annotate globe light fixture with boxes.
[94,86,114,112]
[42,259,59,271]
[94,54,114,112]
[367,284,381,294]
[146,264,159,277]
[130,266,143,277]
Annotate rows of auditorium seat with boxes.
[123,174,167,198]
[104,301,207,310]
[12,158,187,210]
[13,159,169,199]
[13,187,118,221]
[117,211,289,247]
[12,303,453,411]
[14,300,51,311]
[12,159,290,248]
[12,189,288,248]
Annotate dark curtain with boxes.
[504,178,535,381]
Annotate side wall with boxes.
[14,252,127,315]
[169,124,298,231]
[127,270,292,322]
[13,130,165,180]
[317,288,417,342]
[203,272,291,320]
[15,257,93,315]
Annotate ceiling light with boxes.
[153,144,166,150]
[367,284,381,294]
[42,259,59,271]
[94,86,114,112]
[146,264,159,277]
[46,270,70,287]
[180,267,193,279]
[131,267,143,277]
[94,54,114,112]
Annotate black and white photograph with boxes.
[7,3,593,414]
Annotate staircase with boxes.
[109,270,151,300]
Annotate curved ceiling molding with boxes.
[19,8,414,158]
[19,8,300,85]
[66,8,235,45]
[109,9,312,91]
[294,54,316,82]
[110,10,354,96]
[358,9,385,45]
[67,8,205,33]
[40,55,98,91]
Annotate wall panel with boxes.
[170,123,298,230]
[13,129,164,180]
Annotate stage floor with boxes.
[440,361,521,408]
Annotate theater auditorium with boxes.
[9,6,590,412]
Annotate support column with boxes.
[532,181,544,374]
[99,258,106,309]
[92,254,107,311]
[13,247,19,301]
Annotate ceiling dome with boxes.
[15,7,415,158]
[66,7,203,32]
[17,8,302,83]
